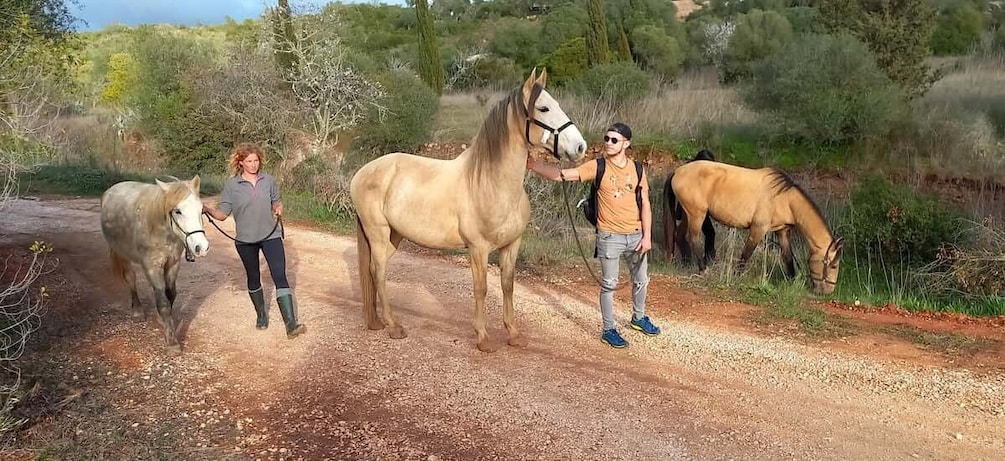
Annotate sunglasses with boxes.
[603,135,625,144]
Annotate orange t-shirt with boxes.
[576,157,649,234]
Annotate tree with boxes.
[271,0,299,86]
[586,0,611,66]
[263,7,387,148]
[819,0,939,99]
[414,0,444,94]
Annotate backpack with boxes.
[581,157,644,228]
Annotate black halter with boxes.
[523,83,575,160]
[170,213,206,262]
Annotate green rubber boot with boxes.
[276,288,306,339]
[249,288,268,330]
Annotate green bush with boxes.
[629,25,685,79]
[353,69,439,155]
[567,61,650,105]
[741,33,907,144]
[930,3,986,55]
[543,37,589,84]
[720,9,793,83]
[839,176,969,265]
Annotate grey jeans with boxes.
[595,230,649,331]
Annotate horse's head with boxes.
[158,175,210,260]
[521,68,587,162]
[809,237,844,295]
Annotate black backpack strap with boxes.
[634,160,644,220]
[594,157,605,190]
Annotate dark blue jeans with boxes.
[235,237,289,292]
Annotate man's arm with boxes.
[527,154,581,181]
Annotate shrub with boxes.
[720,9,793,83]
[930,3,986,55]
[544,37,589,85]
[352,69,439,155]
[741,33,907,144]
[839,176,969,266]
[629,25,685,80]
[567,62,650,107]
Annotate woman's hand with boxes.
[526,153,536,171]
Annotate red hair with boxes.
[228,142,266,175]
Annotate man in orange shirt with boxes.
[527,122,660,348]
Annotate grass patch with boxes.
[740,279,855,338]
[15,165,224,197]
[880,324,999,357]
[831,256,1005,317]
[282,191,355,234]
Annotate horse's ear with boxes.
[156,179,170,192]
[523,68,537,93]
[190,174,201,192]
[536,67,548,87]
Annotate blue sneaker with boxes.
[601,328,628,348]
[630,316,661,336]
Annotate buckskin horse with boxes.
[100,175,209,352]
[662,149,717,263]
[350,69,588,352]
[665,161,844,294]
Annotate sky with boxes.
[73,0,406,32]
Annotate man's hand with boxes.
[635,235,652,254]
[273,203,284,218]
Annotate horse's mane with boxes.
[767,168,830,232]
[468,84,528,176]
[144,180,192,235]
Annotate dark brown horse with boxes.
[665,160,844,294]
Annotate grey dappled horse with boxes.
[100,176,209,352]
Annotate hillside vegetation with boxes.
[5,0,1005,321]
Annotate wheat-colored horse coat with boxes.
[668,161,844,294]
[350,69,587,352]
[100,176,209,351]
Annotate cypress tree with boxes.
[585,0,611,66]
[272,0,298,83]
[615,28,632,62]
[415,0,444,94]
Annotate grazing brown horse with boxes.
[100,176,210,352]
[666,161,844,294]
[662,149,717,263]
[350,69,588,352]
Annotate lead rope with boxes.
[204,213,284,245]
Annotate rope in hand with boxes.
[203,212,284,245]
[555,160,634,291]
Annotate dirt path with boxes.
[2,197,1004,460]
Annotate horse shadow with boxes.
[337,239,599,343]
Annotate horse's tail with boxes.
[355,214,381,329]
[662,174,678,259]
[108,248,130,284]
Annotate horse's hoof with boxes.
[366,320,385,331]
[166,344,183,355]
[388,325,407,339]
[507,334,527,348]
[131,310,144,319]
[477,340,499,353]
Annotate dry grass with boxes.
[908,53,1005,179]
